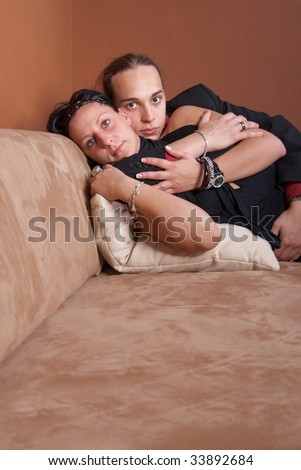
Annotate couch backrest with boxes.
[0,130,101,362]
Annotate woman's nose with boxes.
[96,131,112,147]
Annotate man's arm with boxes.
[137,108,286,193]
[167,84,301,185]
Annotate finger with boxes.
[237,129,264,139]
[164,145,188,159]
[221,112,237,122]
[140,157,171,168]
[198,109,211,124]
[271,222,280,236]
[136,170,169,181]
[243,121,260,129]
[274,247,300,261]
[152,181,174,192]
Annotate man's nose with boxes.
[141,105,155,122]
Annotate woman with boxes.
[97,53,301,261]
[47,89,285,251]
[48,91,221,253]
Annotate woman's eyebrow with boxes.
[81,113,105,143]
[96,112,107,125]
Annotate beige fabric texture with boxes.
[0,130,101,361]
[1,129,301,450]
[91,194,280,272]
[0,263,301,450]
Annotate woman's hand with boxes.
[90,162,220,253]
[90,165,134,201]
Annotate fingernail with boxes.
[136,173,142,179]
[141,158,146,163]
[165,145,172,150]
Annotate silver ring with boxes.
[91,165,102,176]
[239,121,246,132]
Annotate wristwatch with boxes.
[211,160,225,188]
[196,155,225,189]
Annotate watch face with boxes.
[213,175,225,188]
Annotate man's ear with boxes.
[118,110,132,126]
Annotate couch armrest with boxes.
[0,130,101,361]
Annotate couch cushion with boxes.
[0,263,300,450]
[0,130,101,361]
[91,194,279,273]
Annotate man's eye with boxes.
[87,138,95,148]
[126,102,138,109]
[102,119,110,128]
[153,96,161,104]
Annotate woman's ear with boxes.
[118,110,132,126]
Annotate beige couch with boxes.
[1,129,301,450]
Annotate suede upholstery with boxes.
[0,130,101,361]
[0,130,301,450]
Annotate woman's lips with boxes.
[113,143,124,156]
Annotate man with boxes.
[98,53,301,261]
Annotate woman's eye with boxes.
[87,138,95,148]
[102,119,110,128]
[126,102,137,110]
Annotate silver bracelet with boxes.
[194,130,208,158]
[127,182,144,218]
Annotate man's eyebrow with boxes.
[118,90,164,104]
[118,97,137,104]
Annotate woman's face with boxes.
[68,102,140,165]
[111,65,166,140]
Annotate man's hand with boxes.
[136,147,203,193]
[197,110,263,151]
[272,201,301,261]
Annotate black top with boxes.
[166,83,301,185]
[112,125,286,248]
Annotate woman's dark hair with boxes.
[96,53,164,101]
[47,89,118,137]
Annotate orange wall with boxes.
[72,0,301,129]
[0,0,300,130]
[0,0,72,130]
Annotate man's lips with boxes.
[140,127,159,136]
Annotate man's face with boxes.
[111,65,166,140]
[69,102,140,165]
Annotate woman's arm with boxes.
[90,165,220,253]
